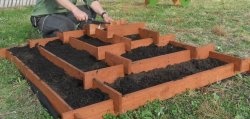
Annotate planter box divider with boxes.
[93,79,123,114]
[57,30,85,43]
[29,37,59,48]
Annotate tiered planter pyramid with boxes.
[0,22,249,119]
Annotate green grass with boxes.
[0,0,249,118]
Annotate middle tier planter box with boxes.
[37,40,124,89]
[105,40,215,74]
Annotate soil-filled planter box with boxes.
[69,35,126,60]
[5,46,116,119]
[38,40,124,89]
[105,41,214,74]
[95,22,145,39]
[98,52,250,113]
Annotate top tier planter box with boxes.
[84,20,128,36]
[94,22,145,39]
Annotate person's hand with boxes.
[103,14,113,23]
[72,8,88,21]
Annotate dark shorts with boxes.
[31,5,96,38]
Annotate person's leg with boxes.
[66,5,97,28]
[37,14,76,38]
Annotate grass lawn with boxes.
[0,0,249,118]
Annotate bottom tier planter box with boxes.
[97,52,250,113]
[4,46,116,119]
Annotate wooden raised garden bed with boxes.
[0,21,249,119]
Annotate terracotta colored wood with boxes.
[95,22,145,39]
[38,45,124,89]
[131,50,191,74]
[139,28,160,43]
[93,79,122,114]
[156,34,176,46]
[84,24,99,36]
[69,37,126,60]
[57,30,85,43]
[38,46,83,79]
[109,20,128,25]
[0,48,6,58]
[62,100,115,119]
[84,64,124,89]
[210,51,250,72]
[29,37,59,48]
[169,41,215,59]
[5,51,72,114]
[172,0,180,5]
[105,52,131,74]
[194,44,215,59]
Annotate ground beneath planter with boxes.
[108,58,226,95]
[121,44,186,61]
[9,46,109,109]
[125,34,142,41]
[44,40,108,72]
[79,35,111,46]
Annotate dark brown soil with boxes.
[108,58,226,95]
[125,34,142,40]
[8,46,109,109]
[121,44,186,61]
[44,40,108,72]
[79,35,111,46]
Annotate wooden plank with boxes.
[210,51,249,72]
[83,64,124,89]
[69,38,99,59]
[93,79,122,114]
[38,46,84,80]
[131,50,191,74]
[28,37,59,48]
[62,100,114,119]
[139,28,160,43]
[0,48,6,58]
